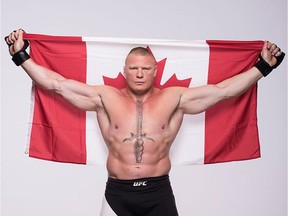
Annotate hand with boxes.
[5,29,26,56]
[260,41,283,67]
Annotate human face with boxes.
[124,54,157,96]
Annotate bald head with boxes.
[125,47,156,64]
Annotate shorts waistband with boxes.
[107,175,169,189]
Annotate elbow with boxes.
[37,79,63,94]
[51,79,65,94]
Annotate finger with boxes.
[10,31,17,43]
[7,33,14,45]
[272,47,280,56]
[275,50,283,57]
[263,40,269,50]
[5,30,19,46]
[266,41,273,50]
[13,29,21,41]
[4,36,10,44]
[270,43,277,52]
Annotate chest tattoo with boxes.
[123,99,154,163]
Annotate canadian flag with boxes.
[24,33,263,166]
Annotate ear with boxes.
[153,65,157,77]
[123,66,126,77]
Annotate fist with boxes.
[5,29,26,56]
[261,41,282,67]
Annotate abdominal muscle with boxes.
[98,89,181,180]
[106,141,172,180]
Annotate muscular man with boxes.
[5,29,284,216]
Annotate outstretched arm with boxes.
[5,29,106,111]
[178,41,285,114]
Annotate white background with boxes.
[1,0,287,215]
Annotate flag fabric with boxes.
[23,33,263,166]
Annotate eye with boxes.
[142,67,152,71]
[129,67,138,70]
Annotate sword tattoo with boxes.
[123,99,155,163]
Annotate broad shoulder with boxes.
[87,85,123,110]
[148,86,189,107]
[158,86,189,97]
[94,85,123,96]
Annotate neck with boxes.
[124,86,157,102]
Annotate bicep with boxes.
[55,79,105,111]
[178,85,224,114]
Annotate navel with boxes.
[115,124,119,129]
[161,125,166,129]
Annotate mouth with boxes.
[135,81,145,85]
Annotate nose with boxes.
[136,69,144,78]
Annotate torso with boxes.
[96,87,184,180]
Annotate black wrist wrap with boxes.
[11,40,30,66]
[254,52,285,77]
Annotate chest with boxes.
[104,94,179,133]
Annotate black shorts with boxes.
[105,175,178,216]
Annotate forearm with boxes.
[21,58,65,92]
[216,41,285,100]
[216,67,263,100]
[21,58,101,110]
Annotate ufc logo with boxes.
[133,181,147,186]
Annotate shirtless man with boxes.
[5,29,284,216]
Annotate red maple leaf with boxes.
[103,47,192,89]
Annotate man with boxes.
[5,29,284,216]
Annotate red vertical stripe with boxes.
[205,40,263,164]
[26,34,87,164]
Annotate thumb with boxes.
[263,40,268,50]
[262,40,272,53]
[12,29,25,54]
[17,29,24,41]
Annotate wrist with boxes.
[254,52,285,77]
[254,56,272,77]
[12,50,30,66]
[11,40,30,66]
